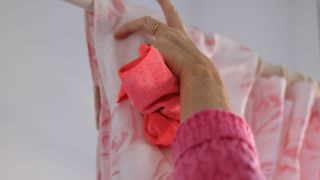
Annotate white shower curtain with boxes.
[84,0,320,179]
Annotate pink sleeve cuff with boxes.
[172,108,256,164]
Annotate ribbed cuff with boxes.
[172,108,256,164]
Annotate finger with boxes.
[157,0,186,33]
[114,16,168,39]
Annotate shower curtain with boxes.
[84,0,320,179]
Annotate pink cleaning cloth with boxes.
[117,44,180,148]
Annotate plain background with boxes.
[1,0,319,179]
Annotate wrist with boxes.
[179,64,231,121]
[180,64,213,84]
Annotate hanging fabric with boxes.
[84,0,320,179]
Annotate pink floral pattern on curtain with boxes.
[84,0,320,179]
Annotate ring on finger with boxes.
[151,22,161,35]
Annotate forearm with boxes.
[172,109,264,180]
[180,65,230,122]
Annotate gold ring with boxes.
[151,22,160,35]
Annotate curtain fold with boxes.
[84,0,320,179]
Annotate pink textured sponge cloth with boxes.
[117,44,180,148]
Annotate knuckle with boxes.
[172,29,184,36]
[162,30,182,41]
[162,30,173,37]
[169,6,178,15]
[155,36,166,43]
[142,16,152,23]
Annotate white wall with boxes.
[290,0,320,80]
[0,0,319,180]
[0,1,97,180]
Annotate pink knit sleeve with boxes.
[172,108,265,180]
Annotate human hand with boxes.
[114,0,231,121]
[114,0,215,80]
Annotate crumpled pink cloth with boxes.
[117,44,180,147]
